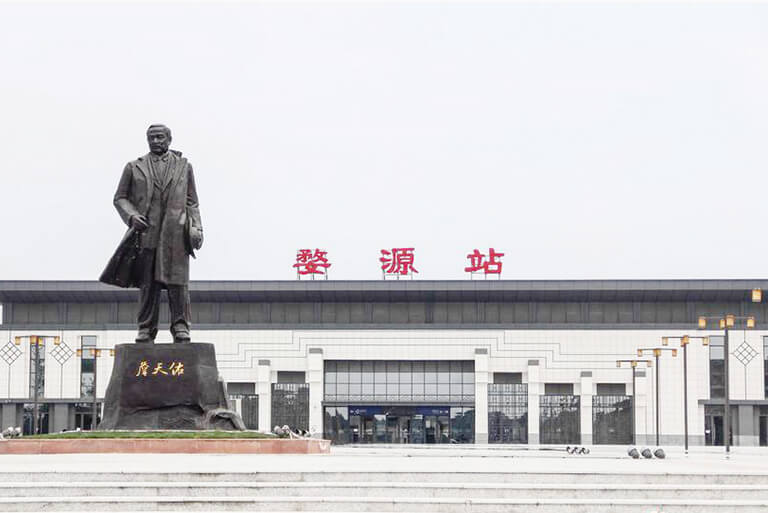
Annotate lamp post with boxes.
[697,312,756,454]
[616,359,653,445]
[637,347,677,446]
[659,335,709,454]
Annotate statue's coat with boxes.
[101,151,202,287]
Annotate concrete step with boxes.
[0,481,766,500]
[2,471,768,485]
[0,496,767,512]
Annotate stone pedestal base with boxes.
[98,343,245,431]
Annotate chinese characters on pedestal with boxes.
[135,360,185,377]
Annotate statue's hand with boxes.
[191,227,203,250]
[130,215,149,232]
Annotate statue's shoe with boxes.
[173,331,191,344]
[135,330,155,343]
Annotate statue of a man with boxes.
[100,124,203,343]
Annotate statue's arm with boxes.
[187,163,203,248]
[113,162,140,226]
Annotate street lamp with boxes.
[697,313,756,454]
[660,335,709,454]
[637,347,677,446]
[616,359,653,445]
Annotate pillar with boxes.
[737,405,757,446]
[1,403,17,431]
[474,348,489,444]
[257,359,271,433]
[527,360,540,445]
[52,403,69,433]
[307,348,324,438]
[580,371,593,445]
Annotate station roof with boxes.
[0,279,765,303]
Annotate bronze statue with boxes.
[100,124,203,343]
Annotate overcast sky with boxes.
[1,1,767,281]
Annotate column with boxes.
[580,371,593,445]
[257,359,272,433]
[1,403,17,431]
[527,360,540,445]
[52,403,69,433]
[474,348,489,444]
[307,348,324,438]
[737,405,757,446]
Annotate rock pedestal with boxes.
[98,343,245,431]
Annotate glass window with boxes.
[488,383,528,443]
[540,394,580,444]
[596,383,626,396]
[764,337,768,399]
[323,360,475,403]
[412,361,424,381]
[710,336,725,399]
[592,395,632,444]
[29,337,46,400]
[271,383,309,431]
[544,383,574,395]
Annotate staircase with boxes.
[0,469,766,511]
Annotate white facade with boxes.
[3,327,765,445]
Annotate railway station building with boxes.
[1,279,767,446]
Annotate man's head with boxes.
[146,124,172,155]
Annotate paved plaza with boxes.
[0,445,767,511]
[1,444,767,476]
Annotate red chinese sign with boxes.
[465,248,504,275]
[380,248,419,275]
[293,249,331,276]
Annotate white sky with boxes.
[1,1,767,281]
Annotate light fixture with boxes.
[646,360,653,367]
[752,289,762,303]
[631,361,638,368]
[76,349,82,356]
[109,349,115,357]
[747,316,756,329]
[14,337,21,346]
[698,317,707,329]
[726,315,735,328]
[637,349,643,356]
[681,335,690,346]
[53,337,60,346]
[719,319,726,329]
[662,337,669,346]
[616,361,622,368]
[672,349,678,357]
[654,349,662,357]
[703,336,710,346]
